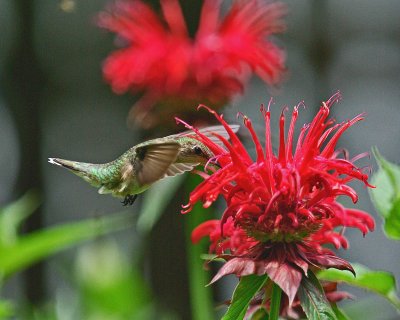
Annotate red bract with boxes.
[98,0,286,128]
[182,92,375,304]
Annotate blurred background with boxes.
[0,0,400,319]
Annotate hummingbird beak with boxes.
[214,162,221,169]
[205,156,221,171]
[210,155,221,168]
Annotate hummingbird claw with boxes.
[122,194,138,206]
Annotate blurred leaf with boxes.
[370,148,400,240]
[200,253,219,261]
[137,174,186,233]
[31,307,57,320]
[0,211,134,279]
[318,263,400,310]
[0,300,13,319]
[0,191,40,247]
[222,274,268,320]
[298,271,337,320]
[75,239,181,319]
[76,239,151,318]
[17,238,177,320]
[185,176,214,320]
[341,295,398,320]
[250,307,269,320]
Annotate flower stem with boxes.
[185,176,214,320]
[270,282,282,320]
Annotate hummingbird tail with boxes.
[48,158,85,172]
[48,157,96,179]
[48,158,112,188]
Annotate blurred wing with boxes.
[164,162,198,178]
[172,124,240,148]
[135,143,180,185]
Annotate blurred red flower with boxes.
[98,0,286,128]
[180,92,375,304]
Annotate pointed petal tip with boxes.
[197,104,210,112]
[180,203,192,214]
[326,91,342,108]
[348,264,356,277]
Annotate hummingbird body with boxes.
[49,125,238,203]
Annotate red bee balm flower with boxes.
[180,92,375,304]
[98,0,286,128]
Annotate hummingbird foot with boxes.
[122,194,138,206]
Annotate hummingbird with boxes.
[48,125,239,205]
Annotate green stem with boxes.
[185,176,214,320]
[270,282,282,320]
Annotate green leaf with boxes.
[222,274,268,320]
[137,174,186,234]
[298,270,337,320]
[384,197,400,240]
[0,191,40,247]
[0,211,134,279]
[269,282,281,320]
[370,148,400,240]
[318,263,400,310]
[331,304,349,320]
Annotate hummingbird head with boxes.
[177,139,214,164]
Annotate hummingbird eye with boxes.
[193,146,203,155]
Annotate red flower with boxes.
[180,92,375,304]
[98,0,286,128]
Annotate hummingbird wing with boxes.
[134,142,180,186]
[160,125,240,178]
[198,124,240,148]
[164,163,198,177]
[173,125,240,148]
